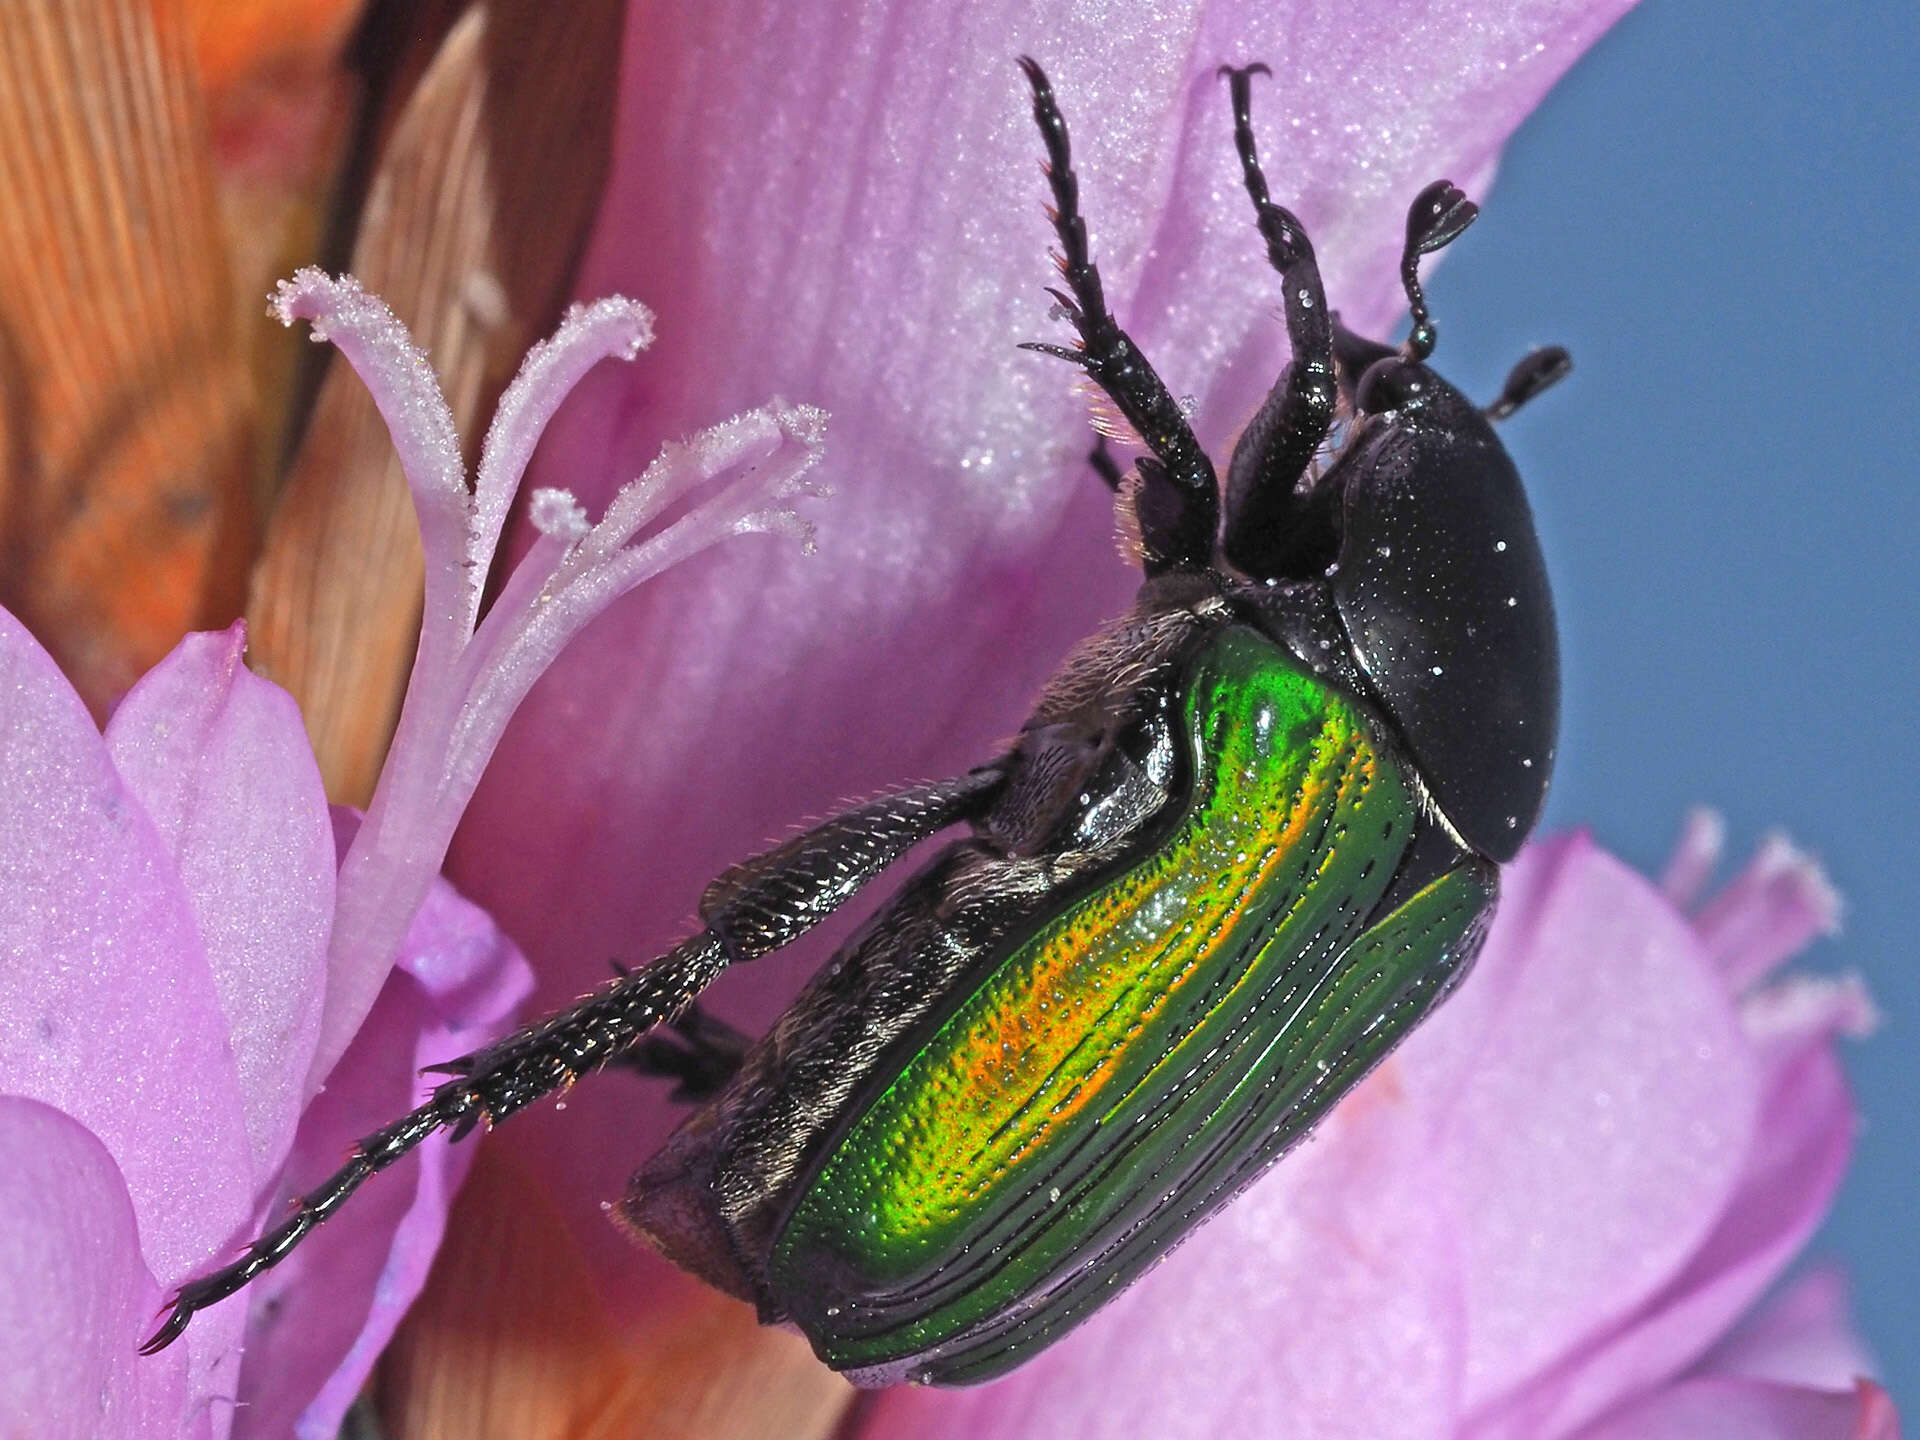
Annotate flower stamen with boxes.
[270,270,828,1087]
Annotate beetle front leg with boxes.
[1017,57,1220,575]
[1217,65,1340,579]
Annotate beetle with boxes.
[144,59,1567,1385]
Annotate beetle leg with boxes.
[139,932,729,1356]
[1217,65,1340,580]
[697,765,1005,959]
[1485,345,1573,420]
[140,766,1008,1355]
[618,1003,755,1102]
[1087,436,1124,491]
[1016,56,1219,575]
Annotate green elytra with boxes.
[770,625,1493,1381]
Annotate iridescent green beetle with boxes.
[146,60,1568,1384]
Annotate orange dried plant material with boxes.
[380,1145,853,1440]
[177,0,366,99]
[0,0,256,714]
[246,0,620,804]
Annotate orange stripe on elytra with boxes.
[891,713,1365,1212]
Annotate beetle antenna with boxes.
[1485,346,1573,420]
[1399,180,1478,361]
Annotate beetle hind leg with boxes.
[140,932,732,1355]
[1017,57,1220,575]
[140,767,1008,1356]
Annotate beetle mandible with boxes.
[145,58,1567,1385]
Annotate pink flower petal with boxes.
[1394,834,1760,1415]
[1576,1376,1898,1440]
[1659,807,1726,909]
[859,1076,1462,1440]
[0,1097,193,1439]
[454,0,1641,1321]
[1702,1267,1881,1395]
[104,624,335,1188]
[0,608,252,1416]
[1689,832,1842,991]
[231,812,532,1440]
[1460,1019,1854,1436]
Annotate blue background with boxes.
[1437,0,1916,1401]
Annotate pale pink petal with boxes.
[0,1098,194,1439]
[231,812,532,1440]
[1702,1268,1881,1394]
[1689,832,1842,991]
[1459,1024,1853,1436]
[455,0,1641,1322]
[1393,834,1760,1416]
[1659,807,1726,909]
[104,623,335,1188]
[1740,973,1879,1052]
[860,1074,1462,1440]
[0,609,252,1416]
[1575,1376,1898,1440]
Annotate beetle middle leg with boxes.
[141,765,1006,1354]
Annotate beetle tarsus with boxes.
[140,933,729,1354]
